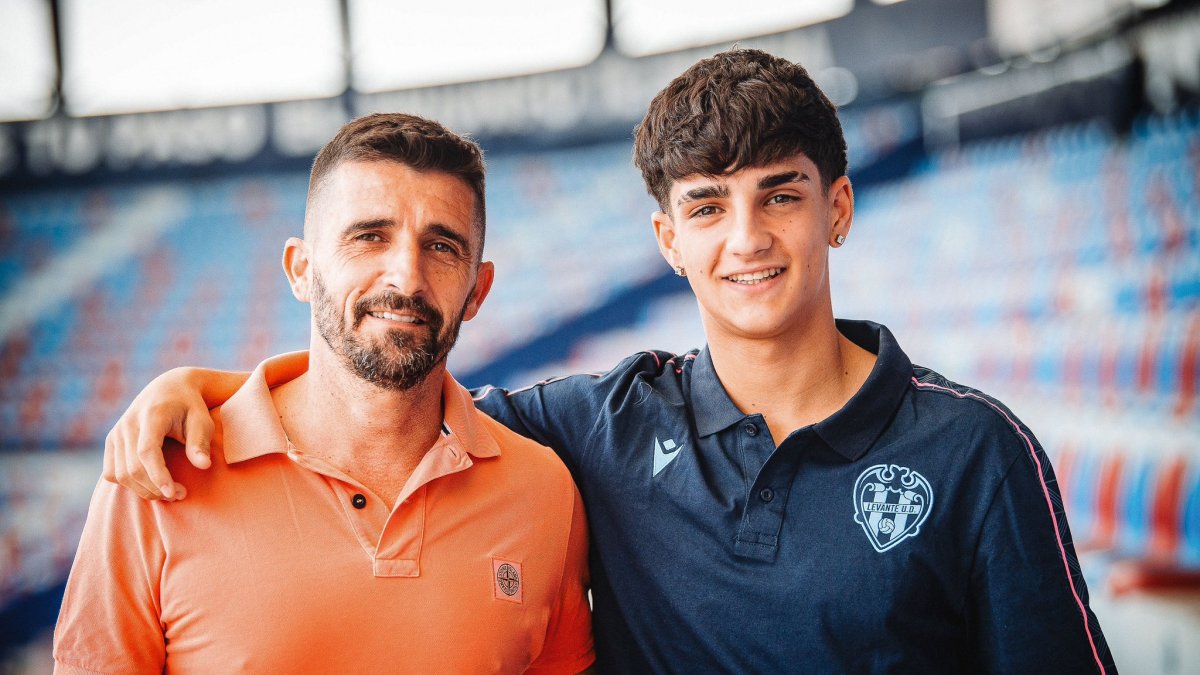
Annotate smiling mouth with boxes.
[367,311,425,324]
[723,267,784,285]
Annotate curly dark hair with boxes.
[633,48,848,212]
[307,113,486,253]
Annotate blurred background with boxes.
[1,0,1198,671]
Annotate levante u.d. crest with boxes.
[853,463,934,553]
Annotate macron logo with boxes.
[653,437,682,477]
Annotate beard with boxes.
[310,270,465,390]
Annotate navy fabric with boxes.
[474,320,1115,674]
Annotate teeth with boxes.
[370,311,420,323]
[725,268,783,284]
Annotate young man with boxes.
[103,50,1114,672]
[55,114,594,673]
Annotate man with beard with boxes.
[101,50,1113,672]
[52,114,595,674]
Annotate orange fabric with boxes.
[54,352,593,674]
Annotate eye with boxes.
[690,204,719,219]
[430,241,457,254]
[355,232,384,242]
[767,193,799,206]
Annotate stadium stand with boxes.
[508,110,1200,571]
[0,142,658,628]
[491,108,1200,665]
[843,110,1200,574]
[0,107,1197,664]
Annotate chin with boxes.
[703,314,785,341]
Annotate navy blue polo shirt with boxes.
[474,320,1115,674]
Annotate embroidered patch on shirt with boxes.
[853,463,934,552]
[492,558,523,604]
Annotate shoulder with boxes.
[476,409,576,482]
[478,348,698,409]
[161,407,258,502]
[472,412,586,529]
[527,348,694,392]
[165,406,230,478]
[906,365,1041,464]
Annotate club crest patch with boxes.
[853,464,934,553]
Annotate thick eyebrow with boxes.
[339,218,392,239]
[427,223,472,255]
[676,183,729,207]
[758,171,809,190]
[339,219,472,255]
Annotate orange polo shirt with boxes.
[54,352,593,673]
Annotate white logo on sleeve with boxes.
[853,464,933,552]
[652,437,682,477]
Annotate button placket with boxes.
[373,485,425,577]
[734,436,803,562]
[736,415,774,488]
[286,448,387,559]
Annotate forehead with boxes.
[310,160,477,235]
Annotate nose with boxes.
[379,237,428,296]
[726,205,773,257]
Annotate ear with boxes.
[828,176,854,248]
[282,237,311,302]
[651,210,681,270]
[461,260,495,323]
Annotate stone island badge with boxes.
[493,559,523,603]
[853,464,933,553]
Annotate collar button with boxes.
[743,423,759,437]
[351,493,367,509]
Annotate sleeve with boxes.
[471,351,668,474]
[525,486,594,675]
[53,479,167,674]
[967,435,1116,674]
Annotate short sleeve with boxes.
[526,487,594,674]
[53,479,167,673]
[967,440,1115,674]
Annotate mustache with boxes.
[352,292,442,328]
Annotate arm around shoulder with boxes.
[472,349,674,471]
[103,366,249,501]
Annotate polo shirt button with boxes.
[759,488,775,503]
[351,493,367,509]
[743,423,759,437]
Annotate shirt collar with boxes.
[439,370,501,459]
[812,320,912,462]
[220,351,305,464]
[687,320,912,461]
[220,351,500,465]
[690,346,753,437]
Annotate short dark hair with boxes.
[308,113,487,255]
[633,48,848,211]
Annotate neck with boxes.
[273,341,446,506]
[706,314,875,446]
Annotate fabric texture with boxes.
[474,320,1115,674]
[54,351,593,674]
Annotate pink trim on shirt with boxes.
[911,377,1105,674]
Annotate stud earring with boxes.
[674,266,687,277]
[834,234,846,245]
